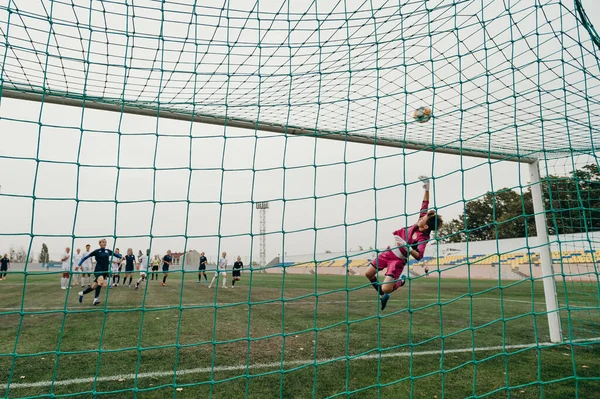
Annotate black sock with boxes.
[128,277,132,285]
[163,275,167,283]
[83,286,94,295]
[94,285,102,299]
[198,273,201,281]
[116,275,120,284]
[204,274,207,281]
[370,280,384,295]
[232,279,236,286]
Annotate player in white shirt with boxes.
[80,244,93,287]
[135,249,150,290]
[111,248,123,287]
[208,251,228,289]
[71,248,82,286]
[60,247,71,290]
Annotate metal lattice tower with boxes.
[255,202,269,267]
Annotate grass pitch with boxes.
[0,271,599,398]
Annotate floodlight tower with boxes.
[255,202,269,266]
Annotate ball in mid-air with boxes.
[413,106,432,123]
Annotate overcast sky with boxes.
[0,0,598,263]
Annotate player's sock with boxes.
[128,277,132,285]
[162,275,167,284]
[116,275,121,284]
[232,279,236,286]
[82,286,94,295]
[369,277,384,295]
[94,285,102,299]
[208,276,216,288]
[222,277,227,287]
[204,274,207,281]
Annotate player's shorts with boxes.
[371,250,406,281]
[125,265,134,273]
[152,266,159,271]
[82,263,92,273]
[199,264,206,271]
[162,265,169,272]
[232,270,241,278]
[111,264,120,273]
[214,270,226,277]
[94,272,109,282]
[61,264,70,272]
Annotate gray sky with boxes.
[0,0,598,262]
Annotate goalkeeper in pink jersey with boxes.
[365,176,443,310]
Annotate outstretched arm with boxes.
[78,250,96,266]
[418,176,430,216]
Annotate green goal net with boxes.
[0,0,599,398]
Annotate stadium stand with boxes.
[280,250,599,280]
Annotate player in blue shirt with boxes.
[161,250,172,287]
[197,252,208,283]
[123,248,137,288]
[76,239,122,305]
[0,254,9,280]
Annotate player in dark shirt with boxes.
[0,254,9,280]
[77,239,121,305]
[232,256,243,287]
[123,248,137,288]
[197,252,208,283]
[161,250,172,287]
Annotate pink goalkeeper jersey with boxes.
[392,200,431,261]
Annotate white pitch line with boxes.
[3,338,599,390]
[0,297,538,311]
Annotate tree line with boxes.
[439,164,600,243]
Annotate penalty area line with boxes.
[0,297,537,311]
[4,338,599,390]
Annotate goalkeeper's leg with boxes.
[365,264,385,295]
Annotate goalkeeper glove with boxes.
[418,175,430,191]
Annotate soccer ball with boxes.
[413,106,432,123]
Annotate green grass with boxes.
[0,271,598,398]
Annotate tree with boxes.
[15,247,27,263]
[39,243,50,264]
[439,219,466,243]
[440,164,600,242]
[9,246,27,262]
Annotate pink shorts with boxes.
[371,250,406,280]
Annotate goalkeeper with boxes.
[365,176,443,310]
